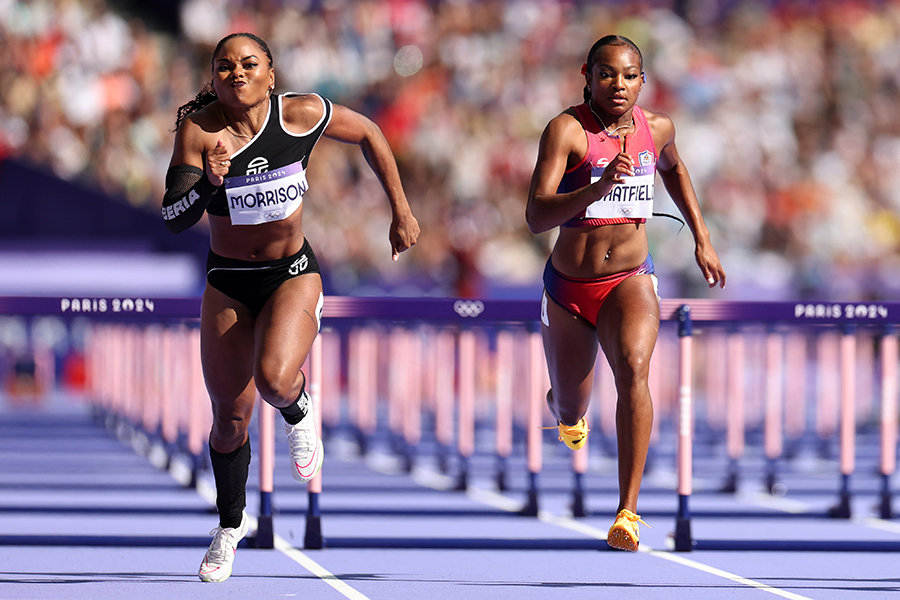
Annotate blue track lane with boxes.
[1,395,899,600]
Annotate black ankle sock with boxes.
[280,373,308,425]
[209,438,251,529]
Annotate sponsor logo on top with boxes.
[289,254,309,276]
[246,156,269,175]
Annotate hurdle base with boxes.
[494,470,508,492]
[402,445,415,474]
[454,459,469,491]
[519,490,539,517]
[520,472,540,516]
[880,492,893,520]
[674,518,693,552]
[389,434,404,458]
[188,453,204,489]
[304,491,324,549]
[828,493,852,519]
[879,474,893,519]
[353,429,369,457]
[304,516,324,550]
[571,490,589,518]
[254,515,274,549]
[437,445,451,474]
[720,459,739,493]
[494,456,508,492]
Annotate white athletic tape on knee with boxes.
[541,291,549,327]
[315,292,324,332]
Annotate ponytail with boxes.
[173,81,217,132]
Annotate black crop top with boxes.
[206,92,333,216]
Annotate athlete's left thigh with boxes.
[254,273,324,381]
[595,275,660,375]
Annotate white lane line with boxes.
[275,537,372,600]
[467,486,814,600]
[739,489,900,541]
[175,459,371,600]
[735,490,812,514]
[649,551,814,600]
[860,517,900,534]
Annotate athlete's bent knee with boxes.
[254,365,301,408]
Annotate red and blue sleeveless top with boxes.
[559,104,657,227]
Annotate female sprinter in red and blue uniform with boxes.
[526,35,726,552]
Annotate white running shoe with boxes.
[286,391,324,483]
[198,511,249,583]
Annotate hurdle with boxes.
[668,299,900,551]
[674,305,693,551]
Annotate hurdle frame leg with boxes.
[571,471,589,518]
[829,324,856,519]
[255,396,276,549]
[520,325,543,517]
[304,335,325,549]
[494,328,514,492]
[571,425,590,517]
[455,327,476,491]
[721,329,745,493]
[674,305,694,552]
[879,326,897,519]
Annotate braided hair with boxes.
[582,35,643,102]
[173,33,274,131]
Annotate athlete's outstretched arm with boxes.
[654,115,726,288]
[323,105,419,261]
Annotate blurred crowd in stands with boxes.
[3,0,900,301]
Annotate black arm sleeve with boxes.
[161,165,220,234]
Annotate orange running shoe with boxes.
[607,509,648,552]
[544,391,589,450]
[556,418,589,450]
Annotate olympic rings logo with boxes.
[264,211,283,221]
[618,207,634,215]
[453,300,485,318]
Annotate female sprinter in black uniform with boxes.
[162,33,419,581]
[526,35,725,552]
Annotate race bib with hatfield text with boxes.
[585,162,655,220]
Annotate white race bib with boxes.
[585,164,655,220]
[224,161,308,225]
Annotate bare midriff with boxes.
[551,222,649,279]
[208,207,306,261]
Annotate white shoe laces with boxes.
[205,525,241,562]
[286,393,315,456]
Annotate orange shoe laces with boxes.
[614,509,649,531]
[541,420,590,442]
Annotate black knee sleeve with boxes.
[209,438,251,529]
